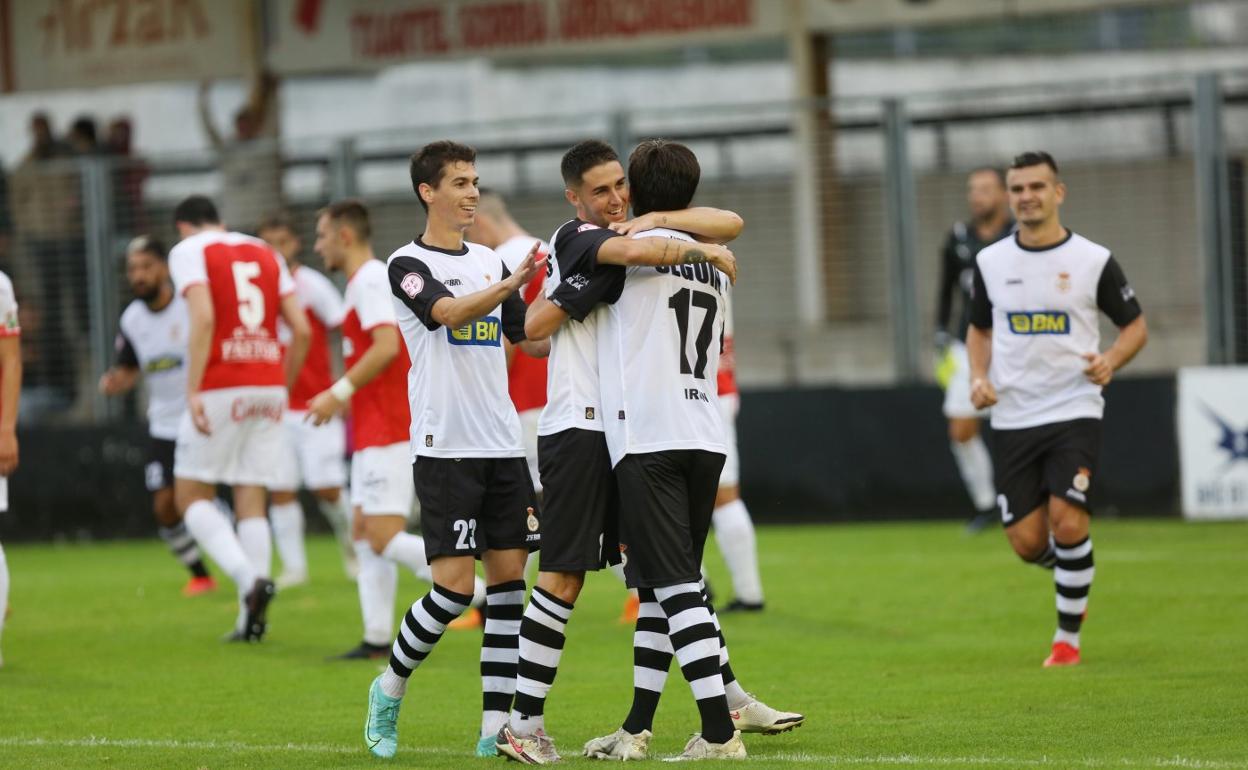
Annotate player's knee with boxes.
[366,529,391,556]
[948,419,978,444]
[1050,509,1089,545]
[270,490,297,505]
[538,571,585,604]
[313,487,340,504]
[714,486,739,508]
[1008,530,1049,562]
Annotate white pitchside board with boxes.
[1178,366,1248,520]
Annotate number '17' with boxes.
[667,287,718,380]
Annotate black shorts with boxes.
[994,418,1101,527]
[146,438,176,492]
[414,456,540,561]
[614,449,725,589]
[536,429,621,572]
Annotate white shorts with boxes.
[350,442,415,517]
[174,386,287,487]
[719,393,740,488]
[942,341,990,419]
[270,411,347,492]
[519,407,542,493]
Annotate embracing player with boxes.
[99,236,216,596]
[968,151,1147,667]
[168,195,310,641]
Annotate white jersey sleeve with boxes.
[298,267,346,328]
[352,260,398,330]
[168,238,207,295]
[0,271,20,337]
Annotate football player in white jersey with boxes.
[305,200,486,660]
[99,236,216,596]
[257,215,354,587]
[935,169,1014,533]
[0,269,21,667]
[968,151,1148,668]
[363,141,548,760]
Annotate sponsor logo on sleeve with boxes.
[400,272,424,298]
[578,222,600,232]
[1121,284,1136,303]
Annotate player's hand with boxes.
[305,389,345,426]
[506,242,544,291]
[704,243,737,284]
[0,428,18,476]
[189,393,212,436]
[98,370,124,396]
[609,212,659,237]
[970,377,997,410]
[1082,352,1113,386]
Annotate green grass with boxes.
[1,519,1246,769]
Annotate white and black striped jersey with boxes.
[538,218,625,437]
[387,237,528,459]
[116,294,189,440]
[970,230,1142,430]
[597,227,729,466]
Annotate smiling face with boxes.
[566,160,629,228]
[1006,163,1065,228]
[421,160,480,231]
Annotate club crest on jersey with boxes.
[447,315,502,346]
[400,272,424,298]
[1057,272,1071,293]
[1007,311,1070,335]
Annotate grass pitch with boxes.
[0,518,1245,769]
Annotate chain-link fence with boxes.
[2,68,1244,427]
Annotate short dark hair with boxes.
[561,140,619,188]
[127,235,167,262]
[1010,151,1059,175]
[627,139,701,217]
[409,141,476,211]
[318,199,372,241]
[173,195,220,227]
[256,211,298,236]
[969,166,1007,187]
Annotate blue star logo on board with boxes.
[1201,403,1248,465]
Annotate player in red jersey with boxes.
[168,195,310,641]
[306,201,486,659]
[258,214,354,587]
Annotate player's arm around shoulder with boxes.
[595,235,737,284]
[610,208,744,244]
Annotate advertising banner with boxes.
[1178,366,1248,520]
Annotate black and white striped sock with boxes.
[159,523,209,578]
[480,580,525,739]
[379,583,473,699]
[1029,533,1058,569]
[509,586,574,736]
[654,582,734,745]
[1053,536,1094,648]
[703,586,749,710]
[622,587,674,734]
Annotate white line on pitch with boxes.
[1,738,1244,769]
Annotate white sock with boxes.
[354,540,397,646]
[184,499,256,589]
[0,541,8,658]
[712,499,764,604]
[269,501,307,577]
[237,517,273,579]
[318,496,353,553]
[950,435,997,511]
[381,531,433,582]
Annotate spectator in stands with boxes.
[67,116,101,156]
[198,71,283,233]
[8,113,81,407]
[106,117,150,233]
